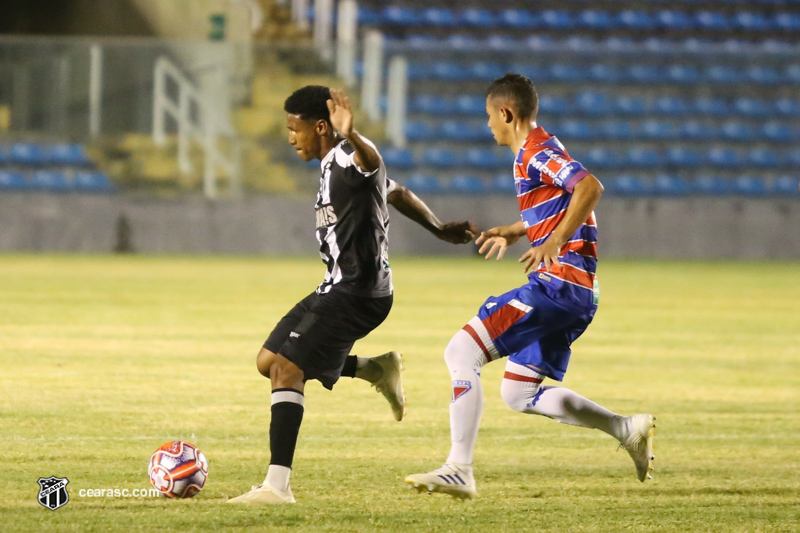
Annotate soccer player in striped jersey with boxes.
[405,74,656,499]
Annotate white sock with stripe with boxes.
[500,361,629,442]
[444,323,493,465]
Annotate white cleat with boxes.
[405,463,477,499]
[622,414,657,482]
[371,351,405,421]
[226,482,296,504]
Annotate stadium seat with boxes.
[734,12,771,32]
[469,62,505,81]
[423,148,456,168]
[421,8,456,28]
[486,35,515,51]
[540,10,574,30]
[524,36,553,51]
[445,34,479,50]
[49,143,90,165]
[465,148,505,170]
[409,95,452,116]
[775,13,800,32]
[641,119,679,140]
[626,148,662,168]
[578,9,614,30]
[74,171,114,192]
[576,91,612,116]
[746,148,783,168]
[707,147,744,167]
[510,63,550,82]
[406,174,442,194]
[491,174,516,194]
[405,35,439,50]
[607,175,649,195]
[629,65,665,84]
[603,37,634,52]
[30,170,71,192]
[589,64,625,84]
[653,174,689,196]
[357,7,380,25]
[405,62,430,81]
[705,65,741,84]
[775,97,800,116]
[382,6,418,26]
[449,174,484,194]
[10,143,47,165]
[558,119,596,141]
[745,66,781,85]
[615,96,648,116]
[693,176,732,195]
[733,97,771,117]
[695,11,731,31]
[381,148,415,169]
[0,170,29,190]
[452,95,485,116]
[666,147,702,167]
[598,120,635,140]
[666,64,700,85]
[681,120,717,140]
[618,10,657,30]
[431,61,469,81]
[439,120,472,141]
[787,149,800,167]
[538,95,569,116]
[772,175,800,195]
[653,96,690,116]
[734,175,768,195]
[786,64,800,84]
[500,9,539,29]
[695,97,730,117]
[550,64,585,82]
[583,147,620,169]
[564,36,596,52]
[405,122,435,141]
[461,9,497,28]
[656,10,694,30]
[720,121,757,141]
[763,121,795,143]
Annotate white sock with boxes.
[264,465,291,492]
[500,361,630,442]
[444,320,495,465]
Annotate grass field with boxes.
[1,254,799,532]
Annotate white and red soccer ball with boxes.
[148,441,208,498]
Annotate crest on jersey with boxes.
[451,380,472,403]
[37,476,69,511]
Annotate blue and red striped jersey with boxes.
[514,126,598,313]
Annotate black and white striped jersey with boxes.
[314,138,393,298]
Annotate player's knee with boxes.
[500,379,539,413]
[444,329,484,369]
[256,348,275,378]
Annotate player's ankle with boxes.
[354,356,383,383]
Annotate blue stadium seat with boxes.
[469,62,506,81]
[614,96,648,116]
[465,148,505,170]
[524,36,553,51]
[421,8,456,27]
[746,148,783,168]
[775,13,800,31]
[693,176,732,195]
[772,175,800,195]
[445,34,479,50]
[510,63,549,82]
[745,66,781,85]
[734,12,771,31]
[583,147,620,169]
[10,143,47,165]
[423,148,456,168]
[720,121,757,141]
[734,175,768,195]
[49,143,90,165]
[628,65,665,84]
[558,119,596,141]
[406,174,442,194]
[74,171,114,192]
[578,9,614,30]
[439,120,470,141]
[603,37,634,52]
[667,65,700,85]
[598,120,635,140]
[453,95,485,116]
[500,9,539,29]
[654,96,690,116]
[618,10,657,30]
[626,148,662,168]
[30,170,71,191]
[491,174,516,194]
[564,36,596,52]
[0,170,29,190]
[449,175,484,194]
[431,61,469,81]
[762,121,795,143]
[786,64,800,84]
[405,122,435,141]
[695,11,731,31]
[653,174,689,196]
[461,8,497,28]
[382,6,418,26]
[406,35,439,50]
[0,145,9,165]
[357,7,380,25]
[409,95,451,116]
[695,97,730,117]
[486,35,515,51]
[775,97,800,116]
[705,65,741,84]
[405,62,430,81]
[540,10,574,30]
[381,148,415,169]
[733,97,771,117]
[666,147,702,167]
[707,147,744,167]
[641,119,680,140]
[656,10,694,30]
[787,148,800,167]
[576,91,612,116]
[681,120,717,140]
[538,95,569,116]
[606,175,649,195]
[550,64,585,82]
[589,64,625,83]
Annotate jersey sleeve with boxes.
[523,147,589,193]
[334,139,381,186]
[385,177,398,195]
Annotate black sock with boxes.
[340,355,358,378]
[270,388,305,468]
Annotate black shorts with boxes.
[264,289,393,390]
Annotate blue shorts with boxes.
[471,281,593,381]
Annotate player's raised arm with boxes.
[475,220,527,260]
[520,174,603,273]
[387,181,477,244]
[327,88,381,174]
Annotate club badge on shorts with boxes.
[37,476,70,511]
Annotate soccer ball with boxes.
[148,441,209,498]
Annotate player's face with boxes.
[286,114,322,161]
[485,98,510,146]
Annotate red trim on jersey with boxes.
[482,304,529,341]
[562,240,598,258]
[526,211,566,242]
[503,371,543,384]
[517,184,565,211]
[463,324,493,362]
[537,262,595,289]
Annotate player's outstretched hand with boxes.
[520,238,562,273]
[437,221,478,244]
[327,89,354,138]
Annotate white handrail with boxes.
[152,56,241,198]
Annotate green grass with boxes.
[1,255,799,532]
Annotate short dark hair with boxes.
[486,73,539,120]
[284,85,331,123]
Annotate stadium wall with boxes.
[1,194,798,258]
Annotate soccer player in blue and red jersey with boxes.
[406,74,656,499]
